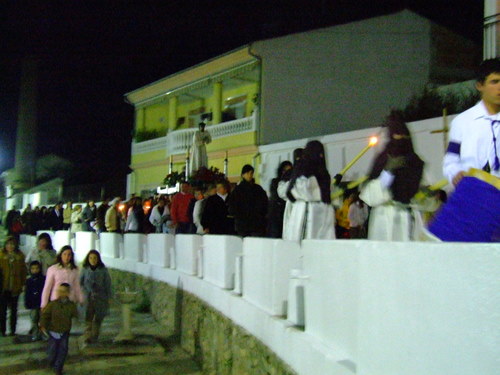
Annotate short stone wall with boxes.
[109,269,297,375]
[22,232,498,374]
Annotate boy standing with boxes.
[24,261,45,341]
[443,58,500,185]
[40,283,78,375]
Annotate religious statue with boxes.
[189,122,212,174]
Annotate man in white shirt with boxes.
[193,184,216,234]
[443,58,500,186]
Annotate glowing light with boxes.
[339,136,379,175]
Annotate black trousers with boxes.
[0,291,19,335]
[176,222,192,234]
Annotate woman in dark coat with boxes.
[79,250,112,343]
[0,236,27,336]
[267,161,293,238]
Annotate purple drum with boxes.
[428,171,500,242]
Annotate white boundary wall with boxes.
[258,116,456,195]
[20,232,500,375]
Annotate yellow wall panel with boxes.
[131,149,166,165]
[134,164,168,191]
[208,154,263,183]
[206,132,256,152]
[143,102,169,132]
[135,109,145,129]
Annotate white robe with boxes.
[189,130,212,173]
[277,180,293,236]
[281,176,335,242]
[360,177,424,241]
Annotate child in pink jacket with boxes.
[41,246,84,309]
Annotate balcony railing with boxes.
[131,136,168,155]
[166,114,256,156]
[131,113,257,156]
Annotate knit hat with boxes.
[241,164,254,175]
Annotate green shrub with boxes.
[134,129,165,142]
[402,86,479,122]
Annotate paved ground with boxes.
[0,299,201,375]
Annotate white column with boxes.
[483,0,500,59]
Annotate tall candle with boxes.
[339,136,378,176]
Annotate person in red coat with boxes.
[170,182,195,234]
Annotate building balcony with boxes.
[131,113,257,156]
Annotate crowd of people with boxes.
[1,160,369,242]
[3,60,499,244]
[0,56,498,374]
[0,235,111,374]
[3,200,99,237]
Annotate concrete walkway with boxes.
[0,299,201,375]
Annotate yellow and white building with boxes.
[125,10,478,196]
[125,47,261,195]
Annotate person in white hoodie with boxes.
[193,184,216,234]
[149,197,170,233]
[70,205,83,233]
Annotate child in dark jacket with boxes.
[25,260,45,341]
[40,283,78,375]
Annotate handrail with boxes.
[166,115,256,156]
[131,114,256,156]
[131,136,168,155]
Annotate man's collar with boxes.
[473,100,500,120]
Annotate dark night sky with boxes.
[0,0,483,182]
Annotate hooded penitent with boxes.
[282,148,303,182]
[287,140,331,204]
[368,111,424,204]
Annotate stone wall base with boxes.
[109,269,297,375]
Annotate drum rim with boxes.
[465,168,500,190]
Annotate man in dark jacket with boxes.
[49,203,64,231]
[95,199,109,234]
[81,201,97,232]
[228,165,268,237]
[201,181,234,235]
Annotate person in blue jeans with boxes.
[40,283,78,375]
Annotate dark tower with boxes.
[13,58,38,190]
